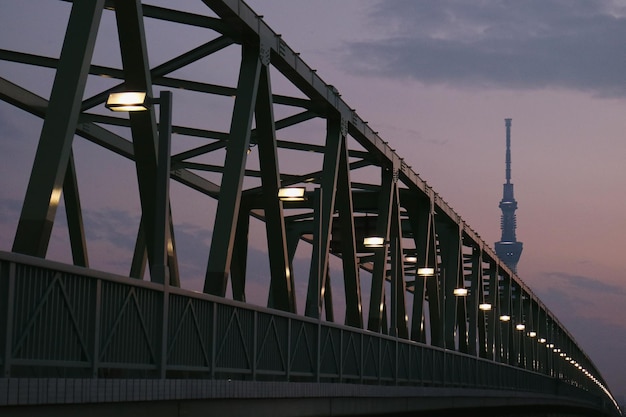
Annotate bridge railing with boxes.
[0,251,602,407]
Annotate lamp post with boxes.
[106,90,173,285]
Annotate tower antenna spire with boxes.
[495,118,523,273]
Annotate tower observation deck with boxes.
[495,118,523,273]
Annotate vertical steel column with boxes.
[323,268,334,322]
[335,124,362,328]
[522,295,533,370]
[152,91,172,285]
[130,215,147,279]
[114,0,162,281]
[486,262,498,361]
[367,169,394,333]
[437,221,461,350]
[537,305,548,374]
[231,200,251,302]
[12,0,105,256]
[406,196,428,343]
[468,245,480,356]
[423,199,442,347]
[255,62,294,313]
[306,117,343,318]
[500,270,512,364]
[204,43,261,296]
[63,152,89,267]
[389,183,408,338]
[511,284,523,366]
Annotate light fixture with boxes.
[363,236,386,248]
[479,303,492,311]
[547,343,555,348]
[105,91,149,111]
[106,90,173,285]
[528,331,537,338]
[499,315,511,322]
[515,323,526,331]
[538,338,547,344]
[404,255,418,263]
[278,187,306,202]
[417,267,434,277]
[560,353,566,357]
[453,287,468,296]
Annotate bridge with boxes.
[0,1,620,416]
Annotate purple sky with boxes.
[1,0,625,402]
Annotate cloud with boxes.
[544,271,625,295]
[343,0,626,97]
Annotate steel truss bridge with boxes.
[0,1,620,416]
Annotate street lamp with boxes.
[105,91,150,111]
[417,267,434,277]
[106,90,172,284]
[278,187,306,202]
[453,287,468,296]
[363,236,386,248]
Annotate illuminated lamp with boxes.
[363,236,386,248]
[417,267,435,277]
[278,187,306,202]
[453,288,468,296]
[105,91,149,112]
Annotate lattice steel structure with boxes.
[0,1,619,415]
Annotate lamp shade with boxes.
[453,288,468,296]
[417,267,434,277]
[499,314,511,322]
[363,236,385,248]
[479,303,492,311]
[278,187,306,201]
[105,91,149,111]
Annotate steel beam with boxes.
[305,118,343,319]
[255,63,295,313]
[63,152,89,268]
[204,43,261,296]
[335,128,363,328]
[367,169,394,333]
[12,0,105,256]
[389,183,408,338]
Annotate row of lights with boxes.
[276,189,616,409]
[108,100,616,412]
[277,192,613,403]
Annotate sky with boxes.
[1,0,626,403]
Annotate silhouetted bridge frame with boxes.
[0,0,620,415]
[0,252,616,416]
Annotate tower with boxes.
[495,118,523,273]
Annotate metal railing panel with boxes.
[213,302,254,376]
[288,319,316,377]
[255,311,289,375]
[10,266,96,374]
[340,329,361,380]
[98,281,161,371]
[166,294,212,371]
[319,326,340,379]
[0,254,611,413]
